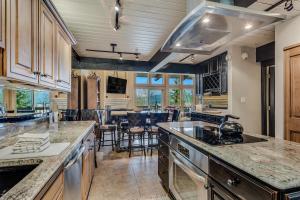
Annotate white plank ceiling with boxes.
[52,0,187,61]
[53,0,300,65]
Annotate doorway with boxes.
[261,63,275,137]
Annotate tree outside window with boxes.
[0,88,3,106]
[136,89,148,107]
[169,89,180,106]
[16,90,33,111]
[183,89,193,107]
[182,75,193,85]
[34,91,50,112]
[149,89,163,107]
[151,74,163,85]
[169,75,180,85]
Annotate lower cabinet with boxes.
[209,157,277,200]
[42,171,64,200]
[81,132,95,200]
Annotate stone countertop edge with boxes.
[0,121,96,200]
[157,121,300,191]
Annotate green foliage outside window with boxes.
[34,91,50,107]
[169,89,180,106]
[16,90,33,110]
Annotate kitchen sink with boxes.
[0,163,40,197]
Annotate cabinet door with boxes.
[56,27,71,91]
[82,151,90,200]
[0,0,5,48]
[39,2,56,87]
[6,0,39,84]
[42,171,64,200]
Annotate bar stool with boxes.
[148,113,169,156]
[127,112,147,157]
[96,110,117,151]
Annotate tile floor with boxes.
[88,147,170,200]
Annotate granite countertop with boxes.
[0,121,95,200]
[157,121,300,190]
[192,110,228,117]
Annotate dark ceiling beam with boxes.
[158,63,202,74]
[72,54,202,74]
[148,50,172,66]
[72,56,153,72]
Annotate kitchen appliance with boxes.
[161,1,285,55]
[219,114,243,138]
[64,145,85,200]
[170,125,267,146]
[169,135,209,200]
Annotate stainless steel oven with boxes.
[169,135,209,200]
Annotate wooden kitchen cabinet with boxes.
[0,0,5,48]
[82,132,95,200]
[5,0,39,84]
[39,1,56,87]
[42,171,64,200]
[56,26,72,92]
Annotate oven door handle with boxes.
[171,150,207,184]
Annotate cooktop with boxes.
[170,126,267,146]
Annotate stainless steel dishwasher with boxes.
[64,145,85,200]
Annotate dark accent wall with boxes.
[72,55,204,74]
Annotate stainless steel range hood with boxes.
[161,1,286,55]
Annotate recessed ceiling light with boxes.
[245,23,253,30]
[202,17,210,24]
[176,43,181,47]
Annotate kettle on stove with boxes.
[219,114,243,138]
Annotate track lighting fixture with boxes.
[114,0,121,31]
[284,0,294,11]
[86,44,141,61]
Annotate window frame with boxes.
[134,73,195,111]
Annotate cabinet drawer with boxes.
[209,157,277,200]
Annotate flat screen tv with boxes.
[106,76,127,94]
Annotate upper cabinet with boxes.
[5,0,39,84]
[39,1,57,87]
[0,0,5,48]
[1,0,75,91]
[56,27,71,91]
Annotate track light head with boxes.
[285,0,294,11]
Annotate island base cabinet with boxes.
[41,171,64,200]
[81,131,95,200]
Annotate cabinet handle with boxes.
[227,178,239,186]
[40,74,48,77]
[33,71,40,75]
[56,80,62,83]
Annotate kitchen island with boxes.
[157,121,300,200]
[0,121,96,200]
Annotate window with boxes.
[136,88,148,107]
[149,89,163,107]
[183,89,193,107]
[135,73,148,84]
[16,90,33,111]
[169,89,180,106]
[169,75,180,85]
[182,75,193,85]
[34,90,50,111]
[151,74,163,85]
